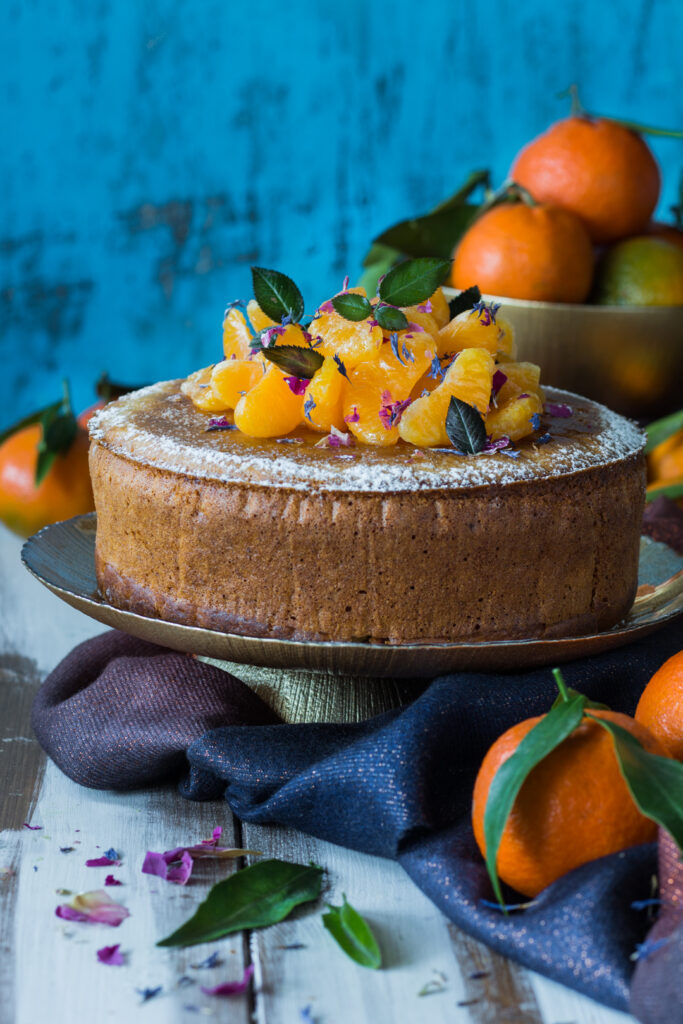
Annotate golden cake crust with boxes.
[89,381,646,644]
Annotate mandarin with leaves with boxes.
[472,698,668,899]
[511,116,661,244]
[635,652,683,761]
[451,199,594,304]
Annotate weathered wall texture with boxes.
[1,0,682,420]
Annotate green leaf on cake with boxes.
[322,895,382,969]
[448,285,482,320]
[331,293,373,322]
[445,396,487,455]
[157,859,323,947]
[261,345,324,379]
[378,257,452,308]
[251,266,305,324]
[374,304,409,331]
[586,714,683,851]
[483,695,587,908]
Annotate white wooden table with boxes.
[0,523,634,1024]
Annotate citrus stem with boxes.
[558,84,585,117]
[61,378,72,414]
[552,668,571,702]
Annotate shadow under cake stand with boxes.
[22,514,683,724]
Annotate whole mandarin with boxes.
[636,652,683,760]
[511,116,660,244]
[472,709,666,898]
[451,202,594,304]
[0,424,94,537]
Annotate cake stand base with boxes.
[199,657,426,723]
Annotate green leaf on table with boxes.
[157,859,323,948]
[645,408,683,454]
[448,285,482,320]
[586,714,683,851]
[375,304,409,331]
[331,293,373,322]
[261,345,324,379]
[379,257,452,308]
[322,895,382,969]
[0,399,63,448]
[483,694,587,907]
[445,396,487,455]
[251,266,305,324]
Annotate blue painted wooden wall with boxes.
[1,0,682,422]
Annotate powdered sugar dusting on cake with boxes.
[89,380,645,494]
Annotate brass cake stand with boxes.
[21,514,683,724]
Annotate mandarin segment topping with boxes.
[186,262,545,452]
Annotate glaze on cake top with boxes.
[89,380,644,494]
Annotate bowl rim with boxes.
[441,287,683,315]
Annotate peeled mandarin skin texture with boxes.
[635,651,683,760]
[451,203,594,304]
[472,711,666,898]
[510,117,661,244]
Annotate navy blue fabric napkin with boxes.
[32,621,683,1014]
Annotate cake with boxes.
[88,264,646,644]
[88,381,645,644]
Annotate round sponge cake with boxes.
[88,381,645,644]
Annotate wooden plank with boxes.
[531,973,634,1024]
[447,926,544,1023]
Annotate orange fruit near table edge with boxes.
[472,709,666,898]
[0,423,94,538]
[636,651,683,761]
[451,199,594,303]
[510,115,660,243]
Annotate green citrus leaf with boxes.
[0,400,62,449]
[550,687,610,711]
[379,257,452,307]
[331,293,373,322]
[375,304,409,331]
[322,895,381,969]
[447,285,482,320]
[357,243,401,296]
[43,412,78,454]
[376,205,480,260]
[34,448,58,487]
[586,714,683,850]
[445,396,487,455]
[251,266,305,324]
[483,694,587,907]
[645,408,683,454]
[646,480,683,503]
[157,859,323,947]
[261,345,324,379]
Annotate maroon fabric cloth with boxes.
[30,631,279,789]
[642,497,683,554]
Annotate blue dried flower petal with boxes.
[530,412,541,431]
[537,432,552,445]
[401,341,415,363]
[428,355,444,380]
[333,354,349,380]
[389,332,404,365]
[304,396,316,419]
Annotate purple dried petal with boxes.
[316,300,334,315]
[56,890,130,926]
[367,318,379,328]
[491,369,507,396]
[341,275,350,292]
[97,944,124,966]
[141,849,193,886]
[406,322,425,333]
[417,299,433,313]
[206,417,237,432]
[23,823,42,830]
[283,376,309,396]
[201,965,254,997]
[544,402,573,418]
[482,436,512,453]
[104,875,122,886]
[344,406,360,423]
[314,427,355,449]
[86,849,122,867]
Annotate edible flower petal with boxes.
[283,376,309,396]
[379,392,412,430]
[529,412,541,431]
[137,987,162,1003]
[142,849,193,886]
[482,436,512,453]
[344,406,360,424]
[314,426,356,449]
[544,402,573,418]
[56,890,130,926]
[105,874,123,886]
[97,944,124,966]
[201,965,254,997]
[491,369,507,396]
[190,952,222,970]
[23,823,42,830]
[86,848,122,867]
[206,417,236,432]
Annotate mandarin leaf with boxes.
[251,267,305,324]
[448,285,482,320]
[331,293,373,322]
[157,859,323,947]
[0,399,62,448]
[322,895,382,969]
[586,714,683,851]
[550,687,610,711]
[378,258,451,307]
[261,346,324,379]
[445,396,487,455]
[483,695,587,907]
[645,408,683,454]
[375,304,409,331]
[645,480,683,503]
[35,448,58,487]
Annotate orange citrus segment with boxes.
[341,342,430,447]
[313,288,383,368]
[222,309,254,360]
[486,391,543,442]
[181,366,231,413]
[304,356,347,433]
[234,365,305,437]
[495,362,542,405]
[210,358,266,409]
[246,299,277,334]
[436,306,516,360]
[398,348,495,447]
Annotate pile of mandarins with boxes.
[451,105,683,306]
